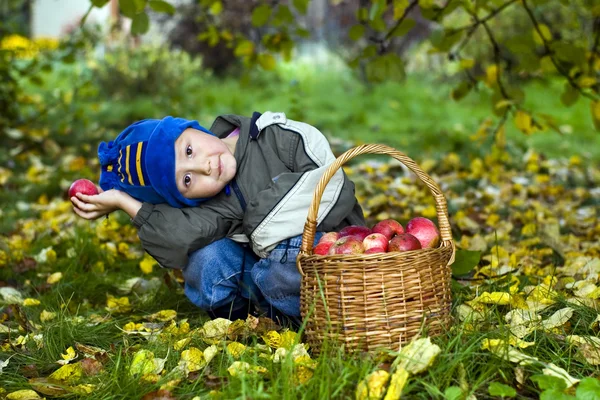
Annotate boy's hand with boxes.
[71,188,123,220]
[71,189,143,220]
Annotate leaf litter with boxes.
[0,146,599,397]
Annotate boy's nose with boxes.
[192,159,211,175]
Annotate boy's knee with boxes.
[182,238,254,310]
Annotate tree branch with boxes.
[455,54,478,85]
[455,0,518,32]
[453,0,518,55]
[431,0,453,23]
[589,17,600,74]
[479,17,511,100]
[383,0,419,42]
[522,0,597,101]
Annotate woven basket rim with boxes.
[297,143,455,275]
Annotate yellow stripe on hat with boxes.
[135,142,145,186]
[119,149,124,182]
[125,145,133,185]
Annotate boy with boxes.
[72,112,365,323]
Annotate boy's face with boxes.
[174,128,237,199]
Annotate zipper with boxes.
[230,178,246,211]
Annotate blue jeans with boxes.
[182,233,323,318]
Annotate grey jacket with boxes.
[132,111,365,269]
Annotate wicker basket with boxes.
[296,144,455,354]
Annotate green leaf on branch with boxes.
[252,4,272,27]
[257,53,276,71]
[451,249,480,276]
[591,100,600,131]
[429,29,464,52]
[91,0,111,7]
[576,377,600,400]
[369,0,387,21]
[450,81,473,102]
[349,25,365,41]
[369,17,387,33]
[393,0,410,19]
[293,0,309,14]
[560,83,579,107]
[419,0,435,9]
[234,40,255,57]
[295,28,311,38]
[552,42,587,68]
[488,382,516,398]
[209,1,222,15]
[273,6,294,27]
[532,24,552,45]
[514,110,539,135]
[198,26,219,47]
[505,86,525,105]
[390,18,416,37]
[365,54,405,83]
[120,0,147,18]
[148,1,175,15]
[131,12,150,35]
[356,7,369,22]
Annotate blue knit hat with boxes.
[98,116,215,208]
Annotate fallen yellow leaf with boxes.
[46,272,63,284]
[356,370,390,400]
[6,389,42,400]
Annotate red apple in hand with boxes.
[388,233,422,252]
[363,233,388,252]
[327,236,364,255]
[339,225,372,241]
[406,217,440,248]
[68,179,99,198]
[372,219,404,240]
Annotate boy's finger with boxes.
[73,207,95,220]
[71,196,86,208]
[72,206,86,219]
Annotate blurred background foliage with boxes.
[0,0,599,211]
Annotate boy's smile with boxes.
[174,128,238,199]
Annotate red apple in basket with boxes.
[372,219,404,240]
[313,232,340,255]
[319,232,340,245]
[388,233,422,252]
[327,236,364,255]
[363,233,388,252]
[365,247,387,254]
[68,179,99,197]
[406,217,440,249]
[339,225,372,241]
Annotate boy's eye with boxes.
[184,174,191,187]
[186,145,192,157]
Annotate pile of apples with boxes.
[314,217,441,255]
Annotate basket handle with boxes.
[298,144,455,271]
